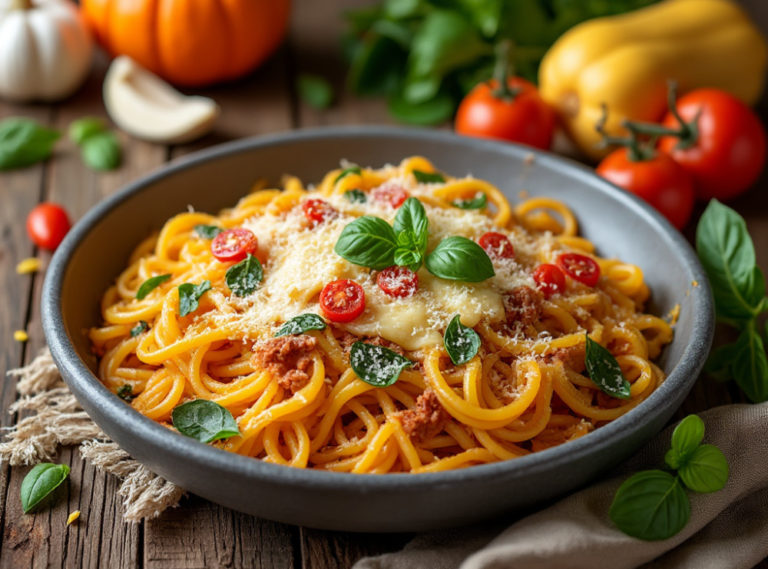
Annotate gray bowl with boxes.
[42,126,714,532]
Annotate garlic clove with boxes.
[103,56,220,144]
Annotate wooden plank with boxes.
[301,529,412,569]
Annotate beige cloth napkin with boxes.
[355,403,768,569]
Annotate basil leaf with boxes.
[350,341,413,387]
[335,216,398,270]
[584,335,631,399]
[130,321,148,337]
[225,254,263,297]
[731,328,768,403]
[335,166,362,184]
[81,130,121,171]
[425,236,494,282]
[394,197,429,254]
[195,224,223,239]
[696,200,765,322]
[412,170,445,184]
[136,274,172,300]
[444,314,481,365]
[394,248,421,270]
[678,444,729,493]
[20,463,70,514]
[453,193,487,210]
[69,117,106,144]
[172,399,241,444]
[297,73,334,109]
[178,280,212,317]
[344,189,367,204]
[117,384,134,402]
[0,118,60,170]
[609,471,690,541]
[664,448,684,471]
[704,342,741,382]
[275,314,327,337]
[670,415,705,457]
[388,88,456,125]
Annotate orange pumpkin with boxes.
[81,0,290,87]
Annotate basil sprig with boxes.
[172,399,241,444]
[0,118,60,171]
[20,463,70,513]
[444,314,480,365]
[195,224,223,239]
[697,200,768,402]
[413,170,445,184]
[117,384,134,402]
[225,254,263,297]
[425,236,495,282]
[178,280,212,317]
[335,216,399,270]
[584,335,631,400]
[335,166,362,184]
[136,274,171,300]
[610,414,729,541]
[453,193,487,210]
[350,342,413,387]
[275,314,327,337]
[130,320,148,337]
[344,189,367,203]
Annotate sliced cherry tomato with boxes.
[532,264,566,297]
[27,202,71,252]
[478,232,514,259]
[556,253,601,287]
[211,228,258,263]
[302,199,337,223]
[377,266,419,298]
[371,184,409,208]
[320,279,365,323]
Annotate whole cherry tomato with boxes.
[377,266,418,298]
[320,279,365,323]
[27,203,71,251]
[478,232,514,259]
[211,229,258,263]
[302,199,337,224]
[532,264,565,297]
[556,253,600,287]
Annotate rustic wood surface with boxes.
[0,0,766,567]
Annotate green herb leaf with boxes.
[69,117,106,144]
[394,247,421,270]
[444,314,481,365]
[347,32,408,97]
[130,321,148,337]
[425,236,494,282]
[81,130,121,171]
[394,197,429,251]
[670,415,705,457]
[117,384,134,402]
[350,341,413,387]
[20,463,70,514]
[136,274,172,300]
[335,216,398,270]
[453,193,487,210]
[0,118,60,171]
[731,328,768,403]
[335,166,362,184]
[225,254,263,297]
[178,280,212,317]
[344,189,367,204]
[297,73,334,109]
[194,224,223,239]
[275,314,327,337]
[664,448,684,470]
[704,342,741,382]
[678,444,729,494]
[585,335,631,400]
[412,170,445,184]
[610,470,690,541]
[387,88,456,125]
[172,399,241,444]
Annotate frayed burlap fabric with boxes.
[1,349,184,522]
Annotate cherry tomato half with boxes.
[320,279,365,323]
[371,184,409,208]
[658,88,767,201]
[478,232,514,260]
[377,266,419,298]
[556,253,601,287]
[596,150,695,230]
[27,202,71,252]
[532,264,566,297]
[302,199,337,224]
[211,228,258,263]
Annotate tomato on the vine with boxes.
[377,266,418,298]
[27,203,71,252]
[320,279,365,323]
[556,253,601,287]
[532,264,565,297]
[211,228,258,263]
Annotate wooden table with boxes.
[1,0,767,567]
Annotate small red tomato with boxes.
[478,232,514,259]
[532,264,566,297]
[320,279,365,323]
[302,199,337,223]
[596,150,695,230]
[27,202,71,251]
[371,184,409,208]
[556,253,601,287]
[211,228,258,263]
[377,266,419,298]
[658,88,767,201]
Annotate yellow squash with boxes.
[539,0,768,160]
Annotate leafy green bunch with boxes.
[343,0,659,124]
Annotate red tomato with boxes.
[27,203,71,252]
[455,77,555,150]
[371,184,409,208]
[658,89,766,201]
[302,199,337,223]
[596,150,695,230]
[377,266,419,298]
[211,228,258,263]
[556,253,601,287]
[478,232,514,259]
[532,264,565,297]
[320,279,365,323]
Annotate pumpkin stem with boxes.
[10,0,34,10]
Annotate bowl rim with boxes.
[42,125,714,492]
